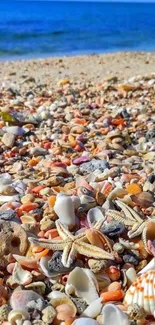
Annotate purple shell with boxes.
[73,156,90,165]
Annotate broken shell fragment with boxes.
[65,267,99,304]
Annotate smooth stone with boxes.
[82,298,103,318]
[10,290,43,310]
[2,133,16,148]
[3,126,24,136]
[30,147,48,156]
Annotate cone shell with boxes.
[124,270,155,315]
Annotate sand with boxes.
[0,52,155,91]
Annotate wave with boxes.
[11,30,67,40]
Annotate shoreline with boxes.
[0,52,155,91]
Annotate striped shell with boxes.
[124,270,155,316]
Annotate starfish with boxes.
[29,220,114,268]
[106,199,155,251]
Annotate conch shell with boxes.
[124,270,155,316]
[65,267,99,304]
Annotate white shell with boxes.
[124,270,155,315]
[65,267,99,304]
[54,193,76,226]
[82,298,103,318]
[138,258,155,275]
[72,318,100,325]
[8,262,32,286]
[87,207,105,227]
[101,304,129,325]
[126,267,137,287]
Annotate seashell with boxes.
[10,290,43,310]
[25,282,46,295]
[126,267,137,287]
[72,318,100,325]
[48,291,77,311]
[131,192,154,208]
[87,207,105,227]
[82,298,103,318]
[13,255,38,270]
[7,263,32,287]
[100,304,129,325]
[56,303,76,320]
[73,156,90,165]
[71,196,81,210]
[142,222,155,253]
[54,193,77,227]
[138,258,155,275]
[0,185,17,195]
[124,270,155,316]
[65,267,99,304]
[95,273,111,290]
[8,309,30,324]
[76,175,94,197]
[0,195,19,203]
[107,188,127,200]
[85,229,112,252]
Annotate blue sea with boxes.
[0,1,155,60]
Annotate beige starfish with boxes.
[106,199,155,251]
[29,220,114,267]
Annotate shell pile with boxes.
[0,61,154,325]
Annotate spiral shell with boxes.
[124,270,155,316]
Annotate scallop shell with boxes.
[124,270,155,315]
[65,267,99,304]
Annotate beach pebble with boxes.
[10,290,43,310]
[2,133,16,148]
[3,126,24,136]
[0,210,17,221]
[79,159,109,173]
[30,148,48,156]
[42,305,56,323]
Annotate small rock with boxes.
[30,148,48,156]
[79,159,109,173]
[42,305,56,324]
[0,210,17,220]
[2,133,16,148]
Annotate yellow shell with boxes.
[124,270,155,316]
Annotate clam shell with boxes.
[54,193,77,226]
[131,191,154,208]
[72,318,100,325]
[101,304,129,325]
[65,267,99,304]
[124,270,155,315]
[87,207,105,227]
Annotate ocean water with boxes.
[0,1,155,60]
